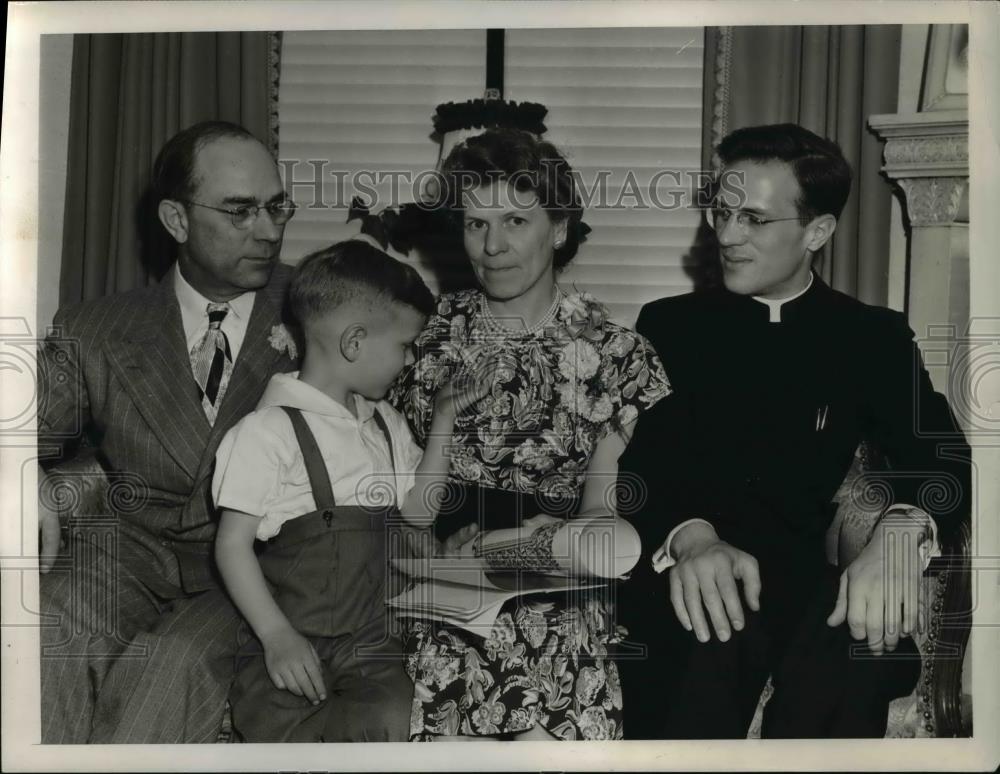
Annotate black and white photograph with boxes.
[2,1,998,771]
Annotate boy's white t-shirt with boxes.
[212,372,422,541]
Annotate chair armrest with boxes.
[927,521,972,737]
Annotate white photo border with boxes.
[3,1,998,771]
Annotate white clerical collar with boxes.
[751,273,814,323]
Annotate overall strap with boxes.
[280,406,336,509]
[371,407,399,510]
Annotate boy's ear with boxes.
[340,322,367,362]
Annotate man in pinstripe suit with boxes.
[36,122,300,743]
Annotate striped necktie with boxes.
[190,302,233,424]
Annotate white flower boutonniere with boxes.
[268,324,299,361]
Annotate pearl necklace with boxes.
[479,288,563,338]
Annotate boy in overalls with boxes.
[213,240,486,741]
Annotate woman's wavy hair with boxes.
[433,128,585,270]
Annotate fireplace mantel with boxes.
[869,111,969,227]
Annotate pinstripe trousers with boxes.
[40,532,242,743]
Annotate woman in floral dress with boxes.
[390,128,671,741]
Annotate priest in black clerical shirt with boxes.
[617,123,971,739]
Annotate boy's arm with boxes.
[398,362,496,526]
[215,509,326,704]
[215,509,294,642]
[399,404,456,525]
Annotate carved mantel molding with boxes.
[895,177,967,227]
[869,111,969,227]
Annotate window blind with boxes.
[505,28,705,327]
[278,28,705,325]
[278,29,486,290]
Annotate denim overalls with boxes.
[229,406,412,742]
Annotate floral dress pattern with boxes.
[390,288,670,740]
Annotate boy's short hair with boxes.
[289,239,435,325]
[716,123,853,221]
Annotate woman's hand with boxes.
[522,513,563,531]
[261,626,326,705]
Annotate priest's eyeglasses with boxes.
[184,199,298,229]
[708,207,804,233]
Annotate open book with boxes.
[386,516,641,634]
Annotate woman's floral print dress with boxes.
[390,289,670,740]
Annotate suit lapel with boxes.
[104,281,210,481]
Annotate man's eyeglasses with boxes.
[184,199,298,229]
[707,207,805,233]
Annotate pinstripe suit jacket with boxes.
[38,263,298,594]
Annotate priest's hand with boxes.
[827,510,928,654]
[668,522,761,643]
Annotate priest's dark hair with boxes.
[434,128,585,270]
[716,123,853,222]
[290,239,435,326]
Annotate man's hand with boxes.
[827,513,927,654]
[668,522,761,643]
[261,626,327,704]
[38,467,63,574]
